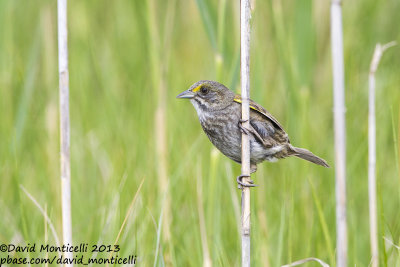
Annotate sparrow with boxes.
[177,80,329,187]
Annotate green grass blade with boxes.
[194,0,217,51]
[308,176,335,265]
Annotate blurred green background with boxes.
[1,0,399,266]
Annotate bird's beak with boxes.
[176,89,195,99]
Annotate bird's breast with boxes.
[198,109,242,162]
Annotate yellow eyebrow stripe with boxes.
[233,98,258,112]
[192,85,201,92]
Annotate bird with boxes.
[177,80,329,187]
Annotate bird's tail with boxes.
[289,145,330,168]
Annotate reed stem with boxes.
[240,0,252,266]
[57,0,73,264]
[330,0,347,265]
[368,41,396,267]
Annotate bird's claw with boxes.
[237,174,258,189]
[238,120,250,135]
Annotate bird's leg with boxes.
[237,120,258,188]
[239,119,264,144]
[237,174,258,189]
[238,119,250,135]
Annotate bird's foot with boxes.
[238,119,250,135]
[237,174,258,189]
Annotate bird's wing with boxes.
[233,94,285,132]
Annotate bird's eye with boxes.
[200,86,209,94]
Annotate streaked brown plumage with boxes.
[177,80,329,174]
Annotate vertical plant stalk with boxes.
[216,0,227,81]
[196,164,212,267]
[368,41,396,267]
[147,0,177,264]
[240,0,252,266]
[57,0,73,263]
[330,0,347,266]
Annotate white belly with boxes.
[251,142,284,163]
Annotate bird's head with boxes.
[176,80,235,113]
